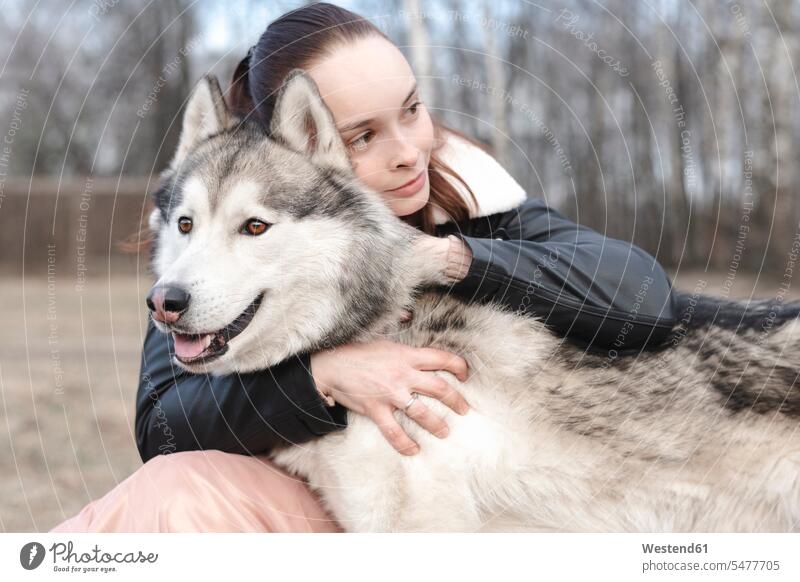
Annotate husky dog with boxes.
[146,71,800,532]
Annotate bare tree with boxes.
[403,0,436,107]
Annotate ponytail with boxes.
[227,46,256,121]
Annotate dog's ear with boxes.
[168,74,239,172]
[270,68,351,173]
[147,177,172,233]
[148,206,162,232]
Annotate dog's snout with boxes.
[146,285,191,323]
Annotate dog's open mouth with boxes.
[171,292,264,365]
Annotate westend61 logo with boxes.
[20,541,158,573]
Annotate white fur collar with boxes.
[432,130,527,224]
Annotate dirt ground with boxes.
[2,269,798,532]
[1,275,148,532]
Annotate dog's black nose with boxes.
[146,285,191,323]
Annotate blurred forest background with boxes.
[3,0,800,272]
[2,0,800,531]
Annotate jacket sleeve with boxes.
[135,318,348,462]
[436,197,677,351]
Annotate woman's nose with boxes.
[388,133,420,169]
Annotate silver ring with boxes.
[403,392,419,412]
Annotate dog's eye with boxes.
[177,216,193,234]
[241,218,270,236]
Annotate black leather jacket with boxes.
[135,197,677,462]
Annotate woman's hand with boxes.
[412,234,473,285]
[310,339,470,455]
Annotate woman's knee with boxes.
[138,450,298,500]
[134,450,329,531]
[54,451,338,532]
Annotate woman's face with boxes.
[307,36,435,217]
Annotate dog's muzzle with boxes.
[145,287,265,366]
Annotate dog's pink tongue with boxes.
[172,333,212,360]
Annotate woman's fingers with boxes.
[371,407,419,455]
[412,372,469,415]
[402,398,450,438]
[412,347,469,382]
[313,340,473,456]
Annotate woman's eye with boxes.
[407,101,422,116]
[349,131,372,152]
[177,216,193,234]
[240,218,270,236]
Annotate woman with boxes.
[52,2,676,532]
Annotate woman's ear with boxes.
[269,68,351,173]
[168,74,240,173]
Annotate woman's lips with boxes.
[385,170,426,197]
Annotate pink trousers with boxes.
[50,451,343,533]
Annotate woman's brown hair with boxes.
[227,1,482,234]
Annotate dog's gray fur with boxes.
[148,71,800,532]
